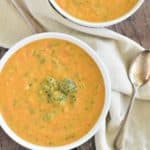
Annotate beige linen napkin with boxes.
[0,0,150,150]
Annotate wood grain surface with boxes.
[0,1,150,150]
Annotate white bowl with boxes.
[48,0,144,28]
[0,32,111,150]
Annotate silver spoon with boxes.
[114,50,150,150]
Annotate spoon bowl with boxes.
[129,50,150,87]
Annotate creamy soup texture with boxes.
[0,39,105,146]
[55,0,138,22]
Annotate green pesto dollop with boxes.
[39,76,77,104]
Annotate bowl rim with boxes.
[48,0,144,28]
[0,32,111,150]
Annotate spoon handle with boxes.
[114,86,137,150]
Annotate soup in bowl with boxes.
[0,33,111,150]
[48,0,144,27]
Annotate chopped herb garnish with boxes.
[39,76,77,105]
[69,95,76,105]
[52,91,67,103]
[13,99,19,107]
[42,76,58,93]
[59,79,77,95]
[65,133,75,140]
[40,58,46,64]
[28,107,35,114]
[29,83,33,87]
[42,112,55,122]
[33,50,46,64]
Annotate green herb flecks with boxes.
[42,112,56,122]
[28,107,35,114]
[69,95,76,105]
[33,50,46,64]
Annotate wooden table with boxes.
[0,1,150,149]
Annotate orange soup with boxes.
[55,0,138,22]
[0,39,105,146]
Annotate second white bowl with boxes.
[48,0,144,28]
